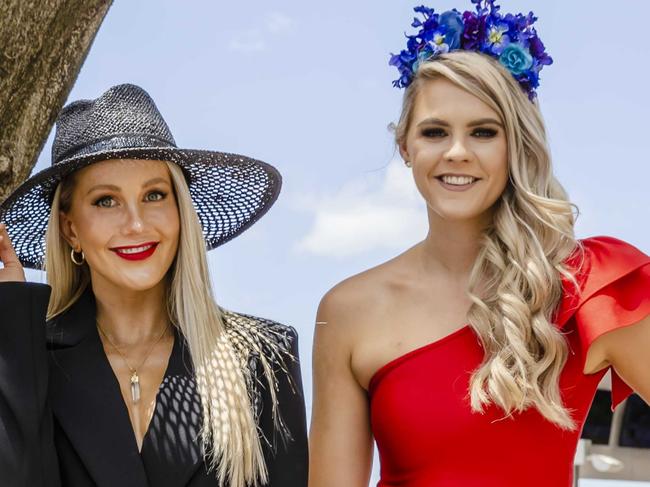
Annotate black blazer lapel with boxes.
[47,289,149,487]
[140,329,204,486]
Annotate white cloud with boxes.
[228,29,267,53]
[228,12,295,54]
[294,161,428,258]
[265,12,294,33]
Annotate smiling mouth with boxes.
[112,244,158,254]
[435,175,480,186]
[110,242,159,261]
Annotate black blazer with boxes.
[0,282,308,487]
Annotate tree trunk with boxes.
[0,0,112,204]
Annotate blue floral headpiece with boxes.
[389,0,552,99]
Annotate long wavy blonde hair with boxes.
[44,160,278,486]
[395,51,582,429]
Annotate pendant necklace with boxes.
[97,319,170,404]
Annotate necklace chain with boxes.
[96,318,170,404]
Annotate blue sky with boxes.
[24,1,649,484]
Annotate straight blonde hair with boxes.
[396,51,582,429]
[45,160,281,486]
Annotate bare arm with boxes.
[586,313,650,405]
[309,290,374,487]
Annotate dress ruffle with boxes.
[555,236,650,410]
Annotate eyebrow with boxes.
[86,177,170,195]
[416,117,503,128]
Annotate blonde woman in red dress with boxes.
[309,2,650,486]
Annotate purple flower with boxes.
[461,11,486,50]
[499,43,533,76]
[528,35,552,66]
[517,70,540,100]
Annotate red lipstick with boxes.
[110,242,158,261]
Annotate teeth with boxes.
[116,244,154,254]
[441,175,477,186]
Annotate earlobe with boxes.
[398,143,411,167]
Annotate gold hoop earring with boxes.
[70,248,85,266]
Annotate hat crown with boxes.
[51,84,176,164]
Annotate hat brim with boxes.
[0,146,281,269]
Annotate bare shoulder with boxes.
[316,249,416,342]
[312,250,419,394]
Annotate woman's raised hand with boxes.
[0,223,25,282]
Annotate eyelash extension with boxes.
[472,128,498,137]
[92,196,113,207]
[146,190,168,201]
[421,128,447,137]
[92,190,168,207]
[420,127,499,138]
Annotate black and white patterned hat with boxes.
[0,83,282,269]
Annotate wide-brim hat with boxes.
[0,83,282,269]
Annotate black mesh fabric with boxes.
[0,84,281,269]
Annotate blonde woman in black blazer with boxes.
[0,84,307,487]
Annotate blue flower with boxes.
[406,35,420,52]
[499,43,533,76]
[427,32,451,54]
[414,5,435,17]
[485,22,510,54]
[412,47,436,73]
[439,10,464,50]
[389,3,552,99]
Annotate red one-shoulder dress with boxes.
[368,237,650,487]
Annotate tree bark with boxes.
[0,0,112,204]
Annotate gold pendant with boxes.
[130,372,141,404]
